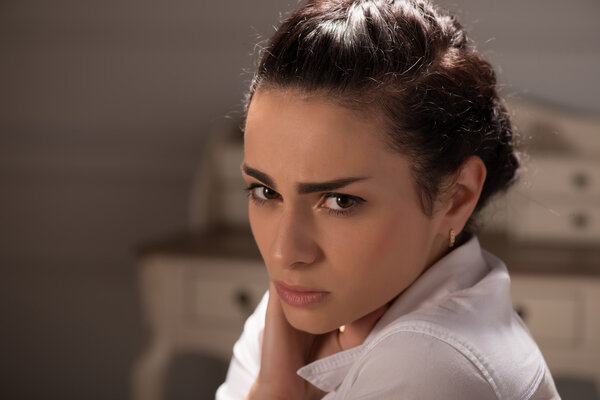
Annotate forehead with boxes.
[244,89,394,181]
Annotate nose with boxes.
[270,207,320,268]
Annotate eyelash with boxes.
[243,183,365,217]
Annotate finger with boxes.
[254,282,310,394]
[261,282,313,369]
[264,281,310,345]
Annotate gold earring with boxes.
[449,229,456,248]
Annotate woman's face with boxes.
[242,89,448,334]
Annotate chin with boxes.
[283,306,339,335]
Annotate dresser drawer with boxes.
[512,200,600,243]
[184,260,269,326]
[521,157,600,197]
[508,274,600,388]
[511,292,581,346]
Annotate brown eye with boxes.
[335,195,354,209]
[262,187,279,200]
[250,185,279,201]
[323,194,355,210]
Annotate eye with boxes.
[244,183,280,204]
[321,193,364,216]
[323,194,355,210]
[253,186,279,200]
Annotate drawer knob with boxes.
[515,305,528,322]
[234,288,254,316]
[571,172,590,190]
[570,212,590,230]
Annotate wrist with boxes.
[246,377,319,400]
[245,382,301,400]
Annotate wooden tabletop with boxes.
[136,227,599,275]
[137,226,261,260]
[479,232,600,276]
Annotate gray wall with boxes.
[437,0,600,113]
[0,1,598,399]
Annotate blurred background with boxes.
[0,0,598,399]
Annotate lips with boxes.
[274,281,330,307]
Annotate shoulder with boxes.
[339,316,557,400]
[339,325,499,400]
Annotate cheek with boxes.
[248,207,273,264]
[329,211,431,290]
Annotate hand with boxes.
[246,282,390,400]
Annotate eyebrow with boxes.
[242,164,276,188]
[241,163,370,194]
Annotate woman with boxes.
[217,0,560,398]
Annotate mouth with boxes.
[274,281,330,307]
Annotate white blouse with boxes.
[216,236,561,399]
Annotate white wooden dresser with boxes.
[131,229,600,400]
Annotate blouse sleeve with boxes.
[215,290,268,400]
[338,331,498,400]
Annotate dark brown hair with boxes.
[245,0,519,232]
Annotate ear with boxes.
[439,156,487,236]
